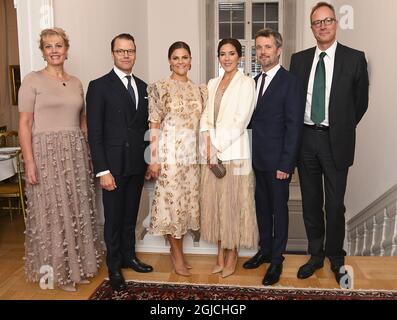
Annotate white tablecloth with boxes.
[0,147,20,181]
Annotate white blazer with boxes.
[200,70,255,161]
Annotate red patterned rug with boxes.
[89,280,397,300]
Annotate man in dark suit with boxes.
[243,28,305,286]
[289,2,369,285]
[86,33,153,291]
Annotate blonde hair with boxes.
[39,27,70,51]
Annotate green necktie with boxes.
[311,52,326,124]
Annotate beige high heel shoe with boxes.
[58,283,77,292]
[222,251,238,278]
[211,246,225,274]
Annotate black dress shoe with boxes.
[262,263,283,286]
[297,257,324,279]
[243,251,271,269]
[109,271,127,291]
[122,257,153,273]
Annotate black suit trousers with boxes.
[298,127,348,265]
[254,169,291,264]
[102,174,144,273]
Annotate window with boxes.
[215,0,282,77]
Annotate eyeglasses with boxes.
[113,49,136,56]
[311,17,336,28]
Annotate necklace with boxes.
[44,67,69,86]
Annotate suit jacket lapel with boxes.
[108,70,132,105]
[217,71,243,122]
[107,70,132,126]
[207,77,222,125]
[329,43,343,109]
[302,47,316,93]
[133,75,145,113]
[254,67,284,112]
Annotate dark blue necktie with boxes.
[125,75,137,108]
[258,73,267,99]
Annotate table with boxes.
[0,147,20,181]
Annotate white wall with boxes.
[295,0,318,51]
[146,0,202,84]
[52,0,203,89]
[53,0,148,92]
[331,0,397,220]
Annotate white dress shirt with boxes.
[304,40,337,126]
[113,65,139,108]
[96,66,139,178]
[256,64,281,101]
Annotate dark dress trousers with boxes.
[251,66,305,264]
[86,70,149,273]
[289,43,369,265]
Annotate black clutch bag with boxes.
[210,159,226,178]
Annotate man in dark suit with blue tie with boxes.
[243,28,305,286]
[86,33,153,291]
[289,2,369,285]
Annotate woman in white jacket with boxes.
[200,38,258,278]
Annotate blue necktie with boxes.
[258,73,267,99]
[125,75,137,108]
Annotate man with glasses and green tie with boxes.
[289,2,369,285]
[86,33,153,292]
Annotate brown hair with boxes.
[255,28,283,48]
[310,2,336,22]
[39,27,70,51]
[111,33,135,52]
[217,38,242,57]
[168,41,191,59]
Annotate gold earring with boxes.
[189,65,191,70]
[169,65,172,71]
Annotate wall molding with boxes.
[14,0,54,78]
[347,185,397,256]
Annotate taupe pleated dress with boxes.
[200,87,258,250]
[18,71,102,286]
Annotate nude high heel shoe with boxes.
[211,247,225,274]
[58,283,77,292]
[222,251,238,278]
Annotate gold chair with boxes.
[0,130,18,148]
[0,131,26,223]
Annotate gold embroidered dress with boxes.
[148,78,207,238]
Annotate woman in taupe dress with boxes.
[18,28,102,291]
[200,39,258,278]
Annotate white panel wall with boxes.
[53,0,148,93]
[147,0,202,84]
[330,0,397,220]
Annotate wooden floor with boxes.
[1,214,397,300]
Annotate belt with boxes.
[304,124,329,131]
